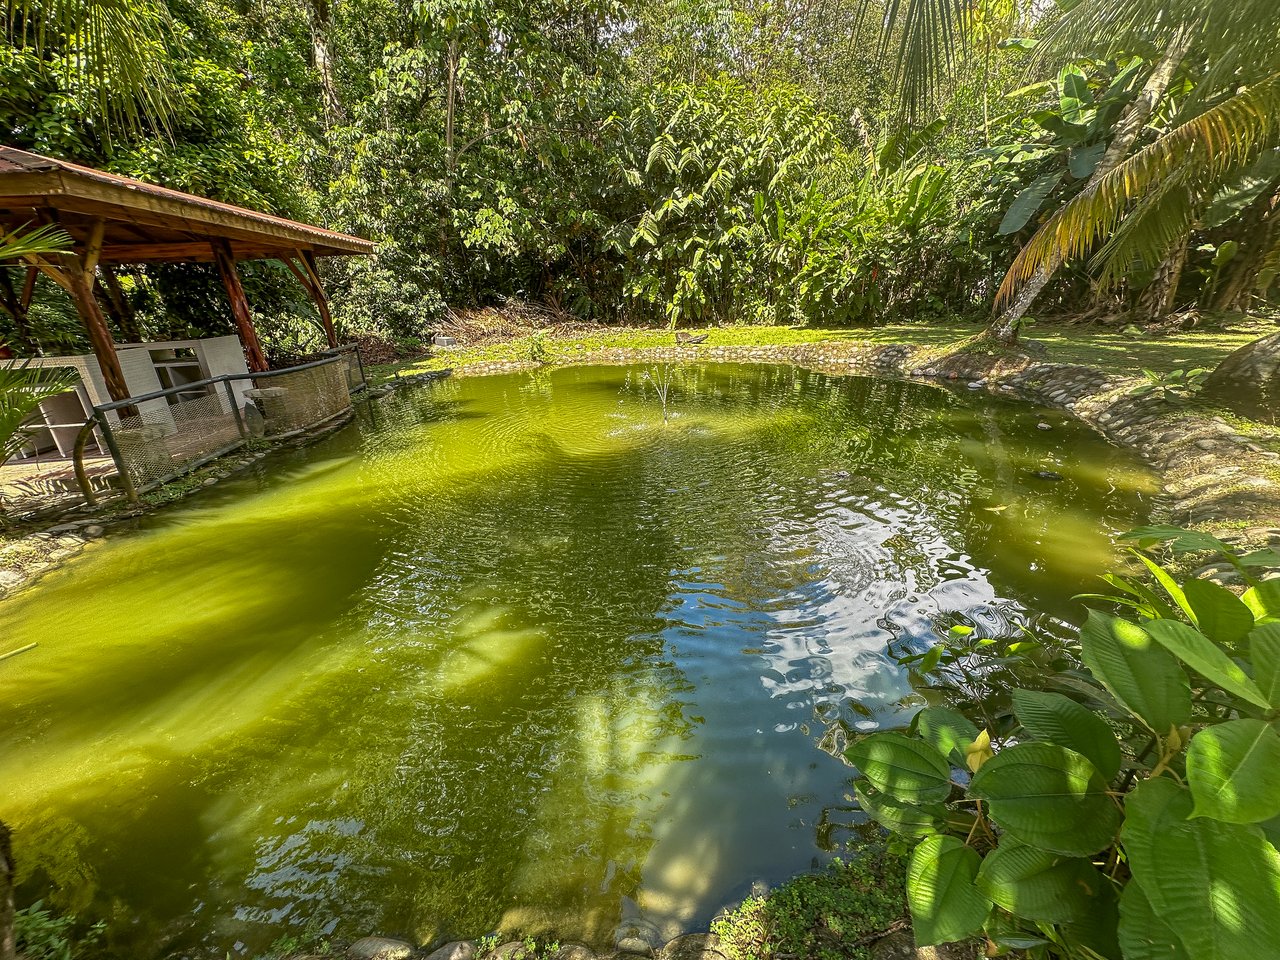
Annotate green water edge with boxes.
[0,363,1157,958]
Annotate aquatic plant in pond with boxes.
[0,364,1155,958]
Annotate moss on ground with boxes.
[369,317,1274,384]
[710,853,908,960]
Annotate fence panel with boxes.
[110,389,244,489]
[92,345,364,496]
[245,358,352,437]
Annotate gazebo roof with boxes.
[0,147,375,264]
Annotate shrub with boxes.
[711,854,908,960]
[847,527,1280,959]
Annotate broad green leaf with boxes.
[1144,619,1269,708]
[969,742,1120,856]
[1239,548,1280,568]
[1122,778,1280,960]
[1119,526,1227,554]
[1134,553,1194,621]
[975,843,1107,924]
[846,733,951,803]
[1244,580,1280,623]
[998,171,1063,235]
[1253,622,1280,708]
[853,781,945,837]
[1118,879,1190,960]
[1068,142,1105,179]
[1079,611,1191,732]
[907,836,990,946]
[914,707,979,767]
[1012,688,1122,780]
[1185,719,1280,824]
[1183,578,1255,647]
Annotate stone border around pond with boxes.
[336,931,733,960]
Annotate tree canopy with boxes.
[1,0,1278,355]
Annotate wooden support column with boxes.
[212,239,269,372]
[67,269,131,401]
[281,249,338,347]
[51,218,132,403]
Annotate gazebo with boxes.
[0,147,375,403]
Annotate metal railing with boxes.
[83,344,365,500]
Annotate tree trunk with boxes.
[308,0,343,125]
[1,819,16,960]
[0,267,38,355]
[1137,233,1190,321]
[988,29,1193,344]
[1213,184,1280,312]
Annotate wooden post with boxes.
[49,218,132,403]
[67,269,131,402]
[296,249,338,347]
[212,239,268,372]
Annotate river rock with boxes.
[1036,422,1051,431]
[83,524,105,538]
[426,942,477,960]
[1202,329,1280,424]
[488,943,535,959]
[347,936,415,960]
[659,933,728,959]
[615,938,654,957]
[548,945,596,960]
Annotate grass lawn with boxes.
[372,316,1276,382]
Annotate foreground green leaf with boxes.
[1079,611,1191,732]
[853,781,945,837]
[913,707,979,767]
[1012,688,1122,780]
[974,842,1108,924]
[1182,577,1256,647]
[1185,719,1280,823]
[1253,622,1280,708]
[1118,878,1190,960]
[907,836,990,946]
[969,742,1120,856]
[846,733,952,803]
[1122,778,1280,960]
[1245,580,1280,623]
[1144,619,1269,708]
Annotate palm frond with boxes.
[1088,169,1202,290]
[0,362,77,465]
[998,71,1280,304]
[1040,0,1280,93]
[0,222,72,261]
[4,0,175,134]
[855,0,973,116]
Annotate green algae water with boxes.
[0,363,1156,958]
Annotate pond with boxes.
[0,363,1156,958]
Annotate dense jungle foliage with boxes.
[2,0,1279,356]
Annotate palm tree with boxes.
[864,0,1280,343]
[3,0,175,132]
